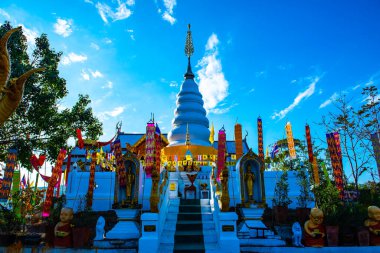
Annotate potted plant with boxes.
[272,171,292,224]
[295,170,314,224]
[0,204,21,246]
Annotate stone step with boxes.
[179,205,211,213]
[174,242,205,252]
[177,212,212,221]
[163,220,216,231]
[180,199,201,205]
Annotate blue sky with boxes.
[1,0,380,182]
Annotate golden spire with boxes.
[184,24,194,79]
[186,123,191,146]
[209,122,215,144]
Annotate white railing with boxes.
[209,176,221,241]
[158,170,170,237]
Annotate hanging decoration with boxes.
[76,128,84,149]
[0,149,17,200]
[42,149,66,217]
[370,132,380,177]
[257,118,264,163]
[65,153,71,186]
[114,140,126,186]
[235,123,243,160]
[333,132,343,168]
[285,122,297,159]
[155,123,162,172]
[86,152,97,209]
[217,127,226,181]
[326,133,344,199]
[305,124,314,163]
[312,157,320,186]
[209,122,215,144]
[145,121,156,178]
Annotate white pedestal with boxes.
[139,213,159,253]
[218,212,240,252]
[106,209,140,240]
[142,177,152,211]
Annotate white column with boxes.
[218,212,240,252]
[139,213,159,253]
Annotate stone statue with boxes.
[245,165,255,200]
[126,166,135,200]
[304,207,325,247]
[364,205,380,246]
[54,207,74,248]
[94,216,106,240]
[292,222,304,247]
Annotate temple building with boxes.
[64,25,306,252]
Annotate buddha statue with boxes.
[364,206,380,246]
[245,165,255,201]
[54,207,74,248]
[304,207,325,247]
[126,167,135,200]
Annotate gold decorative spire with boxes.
[185,123,191,146]
[184,24,194,79]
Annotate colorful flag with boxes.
[370,132,380,177]
[20,175,27,189]
[285,122,297,159]
[114,140,126,185]
[0,149,17,200]
[326,133,344,199]
[145,122,156,178]
[235,123,243,160]
[155,123,162,172]
[43,149,66,217]
[305,124,314,163]
[257,118,264,163]
[217,127,226,181]
[270,143,279,159]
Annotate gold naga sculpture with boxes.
[0,27,44,125]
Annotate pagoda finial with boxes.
[186,123,191,146]
[184,24,195,79]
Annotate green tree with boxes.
[0,22,102,168]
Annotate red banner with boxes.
[145,122,156,178]
[86,152,97,209]
[42,149,66,217]
[257,118,264,163]
[235,123,243,160]
[155,124,161,172]
[114,140,126,186]
[0,149,17,200]
[326,133,344,198]
[333,132,343,168]
[305,124,314,163]
[217,128,226,181]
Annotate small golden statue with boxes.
[304,207,325,247]
[364,206,380,246]
[54,207,74,248]
[126,167,134,201]
[245,165,255,201]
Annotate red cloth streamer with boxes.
[326,133,344,199]
[30,154,46,171]
[0,150,17,200]
[114,140,126,186]
[86,152,97,209]
[155,123,162,172]
[217,128,226,181]
[145,122,156,178]
[76,129,84,149]
[305,124,314,163]
[65,154,71,186]
[235,124,243,160]
[42,149,66,217]
[257,118,264,163]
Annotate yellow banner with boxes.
[285,122,297,159]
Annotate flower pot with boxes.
[273,206,288,224]
[326,225,339,246]
[296,207,310,225]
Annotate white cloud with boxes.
[210,103,238,114]
[160,0,177,25]
[126,29,135,40]
[90,42,100,50]
[197,33,229,113]
[0,9,11,20]
[249,88,255,93]
[19,24,38,51]
[54,18,73,37]
[162,12,176,25]
[61,52,88,65]
[95,1,133,23]
[272,77,319,120]
[81,69,90,80]
[352,84,361,90]
[126,0,135,6]
[98,106,125,121]
[319,92,338,109]
[102,81,113,89]
[104,38,112,44]
[169,81,178,87]
[90,70,103,78]
[84,0,94,4]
